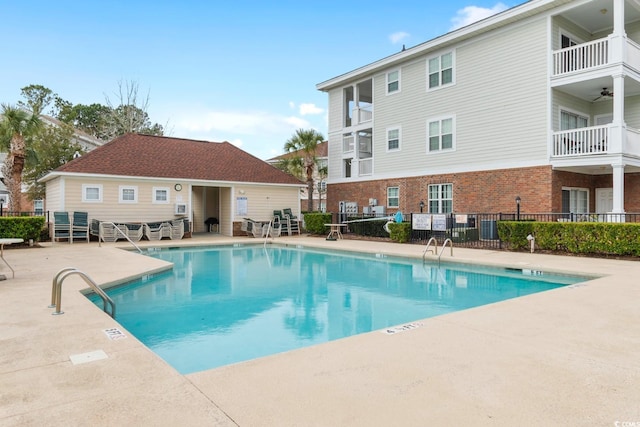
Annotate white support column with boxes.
[610,163,626,221]
[608,0,627,63]
[609,73,626,153]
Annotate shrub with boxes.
[0,216,46,241]
[303,212,332,235]
[387,222,411,243]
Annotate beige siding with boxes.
[371,17,550,177]
[231,185,299,222]
[191,187,205,232]
[220,187,232,236]
[44,178,63,213]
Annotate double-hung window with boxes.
[428,184,453,213]
[387,127,400,151]
[387,70,400,94]
[82,184,103,203]
[428,117,454,152]
[560,110,588,130]
[428,52,453,89]
[387,187,399,208]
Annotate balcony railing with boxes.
[353,105,373,125]
[552,125,608,157]
[343,135,354,153]
[358,158,372,176]
[553,38,608,75]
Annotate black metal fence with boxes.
[332,211,640,250]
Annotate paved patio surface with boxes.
[0,234,639,426]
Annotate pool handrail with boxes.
[438,238,454,265]
[422,237,438,261]
[49,267,116,318]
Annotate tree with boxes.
[17,84,55,116]
[0,105,42,212]
[103,80,164,139]
[24,122,82,201]
[283,129,325,212]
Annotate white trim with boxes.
[426,50,455,92]
[118,185,138,203]
[387,186,400,208]
[386,69,401,95]
[386,126,401,152]
[152,187,170,204]
[426,115,456,154]
[558,28,585,50]
[81,184,103,203]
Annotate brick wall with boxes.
[327,167,640,214]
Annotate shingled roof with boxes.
[50,133,304,185]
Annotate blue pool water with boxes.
[89,245,587,374]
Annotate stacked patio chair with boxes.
[144,222,169,240]
[71,211,90,243]
[125,224,144,242]
[53,212,71,242]
[283,208,300,235]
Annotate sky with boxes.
[1,1,525,160]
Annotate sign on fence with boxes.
[412,214,432,230]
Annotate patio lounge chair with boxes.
[249,220,268,238]
[269,217,282,238]
[53,212,71,242]
[169,219,184,240]
[144,222,168,241]
[273,210,288,234]
[125,223,144,242]
[71,211,90,243]
[98,222,124,243]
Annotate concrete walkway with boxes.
[0,234,638,426]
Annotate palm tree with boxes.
[283,129,325,212]
[0,105,42,212]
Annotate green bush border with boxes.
[303,212,333,235]
[387,222,411,243]
[498,220,640,256]
[0,216,47,242]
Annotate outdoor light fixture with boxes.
[515,196,521,221]
[419,200,424,213]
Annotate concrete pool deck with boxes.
[0,234,638,426]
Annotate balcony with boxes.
[353,105,372,126]
[552,37,640,77]
[358,158,372,176]
[552,125,640,158]
[343,135,354,153]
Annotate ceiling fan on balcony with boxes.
[592,88,613,101]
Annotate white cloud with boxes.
[288,101,295,109]
[298,103,324,116]
[175,110,310,137]
[389,31,410,44]
[450,3,509,30]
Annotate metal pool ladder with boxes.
[422,237,438,261]
[438,238,454,265]
[49,267,116,318]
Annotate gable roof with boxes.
[44,133,303,185]
[266,141,328,163]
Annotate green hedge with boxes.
[387,222,411,243]
[498,221,640,256]
[0,216,46,242]
[303,212,333,235]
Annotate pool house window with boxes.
[387,187,399,208]
[428,183,452,213]
[119,185,138,203]
[153,187,170,204]
[82,184,103,202]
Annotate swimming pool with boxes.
[89,245,587,374]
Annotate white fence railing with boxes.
[343,135,354,153]
[354,105,373,125]
[358,158,372,176]
[553,38,608,75]
[552,125,609,157]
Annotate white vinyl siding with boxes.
[386,70,400,94]
[366,17,548,178]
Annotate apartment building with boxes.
[317,0,640,219]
